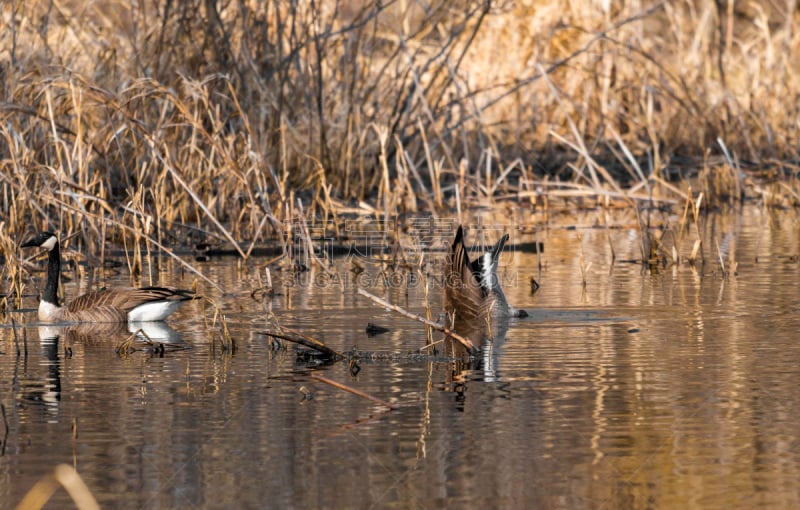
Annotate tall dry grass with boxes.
[0,0,799,263]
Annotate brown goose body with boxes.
[445,226,511,325]
[40,286,196,323]
[23,232,197,323]
[444,226,528,343]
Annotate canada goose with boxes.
[445,225,527,325]
[22,231,197,323]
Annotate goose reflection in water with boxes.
[22,333,63,417]
[442,319,511,391]
[18,322,185,415]
[39,321,184,349]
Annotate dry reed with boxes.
[0,1,798,299]
[15,464,99,510]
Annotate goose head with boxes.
[22,231,59,251]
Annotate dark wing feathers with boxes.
[451,227,482,288]
[66,287,196,316]
[445,226,485,322]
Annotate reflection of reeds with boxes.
[624,184,742,275]
[1,403,8,454]
[687,193,705,266]
[201,297,236,353]
[578,233,591,287]
[420,256,436,349]
[10,318,27,357]
[16,464,100,510]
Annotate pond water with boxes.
[2,205,800,509]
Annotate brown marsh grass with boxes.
[1,0,799,273]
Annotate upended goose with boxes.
[22,231,197,323]
[445,225,528,324]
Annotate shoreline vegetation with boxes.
[1,1,798,278]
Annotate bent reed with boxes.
[0,1,799,278]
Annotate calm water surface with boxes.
[2,206,800,509]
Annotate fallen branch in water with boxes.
[16,464,100,510]
[310,374,396,410]
[357,288,476,354]
[261,328,344,359]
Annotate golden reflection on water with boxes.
[2,206,800,508]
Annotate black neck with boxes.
[43,241,60,306]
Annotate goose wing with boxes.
[65,287,196,322]
[449,226,482,287]
[445,226,485,321]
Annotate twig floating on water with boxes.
[310,374,396,410]
[261,329,344,360]
[357,287,476,354]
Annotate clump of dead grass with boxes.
[0,0,799,269]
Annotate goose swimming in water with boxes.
[22,231,197,323]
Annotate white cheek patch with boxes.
[41,236,58,251]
